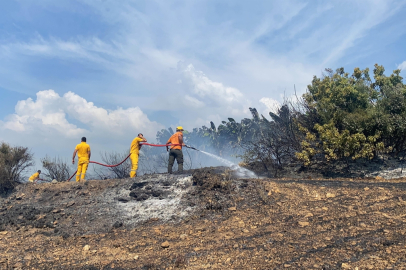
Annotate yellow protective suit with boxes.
[76,160,89,182]
[75,142,91,182]
[28,172,39,182]
[130,154,139,178]
[130,137,143,178]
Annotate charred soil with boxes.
[1,167,406,269]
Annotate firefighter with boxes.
[130,133,147,178]
[28,170,43,183]
[72,137,91,182]
[166,126,185,174]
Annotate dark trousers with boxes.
[168,149,183,173]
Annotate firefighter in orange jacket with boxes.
[130,133,147,178]
[72,137,91,182]
[166,126,185,174]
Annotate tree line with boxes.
[156,64,406,176]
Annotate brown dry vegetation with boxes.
[1,168,406,269]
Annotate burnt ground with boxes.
[1,167,406,269]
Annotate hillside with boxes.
[1,167,406,269]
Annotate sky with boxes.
[1,0,406,169]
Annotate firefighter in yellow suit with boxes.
[72,137,91,182]
[130,133,147,178]
[28,170,42,182]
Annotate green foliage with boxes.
[314,122,383,161]
[298,64,405,165]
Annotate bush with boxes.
[41,156,73,182]
[298,65,406,165]
[240,104,301,176]
[0,142,34,194]
[100,151,131,179]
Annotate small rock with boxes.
[305,213,313,218]
[0,231,8,235]
[117,197,129,203]
[225,258,231,263]
[326,193,335,198]
[83,245,90,251]
[133,255,139,260]
[161,241,170,248]
[298,221,309,227]
[364,187,369,191]
[233,244,239,248]
[341,262,351,269]
[193,247,200,251]
[52,179,58,184]
[284,264,291,268]
[228,207,236,211]
[113,221,123,228]
[242,229,249,233]
[322,207,328,211]
[66,201,75,207]
[375,176,384,180]
[179,234,187,240]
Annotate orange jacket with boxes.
[167,132,183,150]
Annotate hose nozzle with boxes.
[185,145,199,151]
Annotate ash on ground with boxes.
[0,166,244,236]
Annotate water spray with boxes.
[198,150,257,178]
[183,145,256,178]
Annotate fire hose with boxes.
[65,143,199,182]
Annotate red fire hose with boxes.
[66,143,188,182]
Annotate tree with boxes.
[0,142,34,194]
[41,156,73,182]
[297,65,405,165]
[100,151,131,179]
[241,104,301,176]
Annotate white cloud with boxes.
[260,98,281,115]
[399,61,406,70]
[169,64,251,129]
[2,90,162,138]
[182,64,243,105]
[0,90,164,163]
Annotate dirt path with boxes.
[1,169,406,269]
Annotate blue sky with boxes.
[1,0,406,166]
